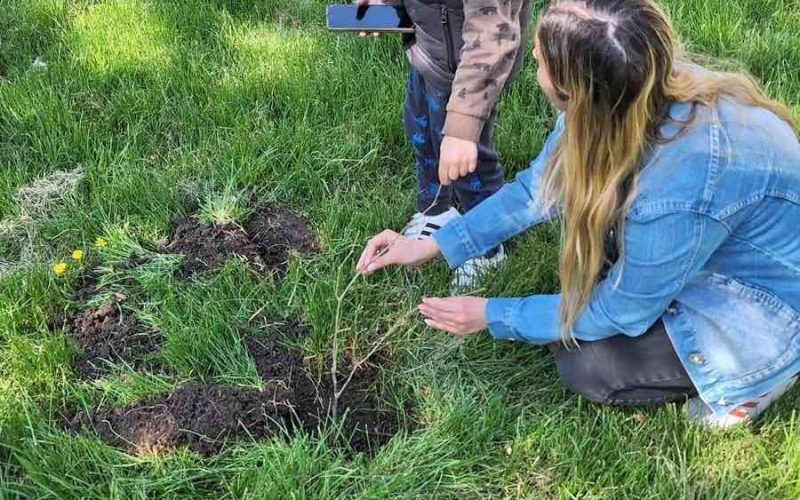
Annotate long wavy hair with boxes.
[536,0,796,339]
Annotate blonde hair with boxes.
[536,0,796,340]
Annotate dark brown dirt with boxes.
[68,321,408,456]
[164,218,263,278]
[293,356,404,454]
[246,205,318,269]
[65,302,164,380]
[244,322,402,454]
[46,256,161,380]
[163,205,316,278]
[244,319,307,385]
[67,383,291,456]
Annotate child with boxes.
[356,0,532,289]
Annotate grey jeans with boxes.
[550,320,698,406]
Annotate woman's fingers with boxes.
[358,234,440,276]
[420,296,488,337]
[421,297,459,313]
[364,248,395,274]
[356,235,378,272]
[356,232,381,271]
[424,318,460,334]
[357,230,398,274]
[356,242,372,273]
[419,302,459,325]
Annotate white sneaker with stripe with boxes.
[688,375,798,428]
[451,244,507,293]
[403,207,460,240]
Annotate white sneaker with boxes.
[403,207,460,240]
[451,245,507,292]
[688,375,798,428]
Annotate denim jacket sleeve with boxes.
[484,211,730,344]
[433,115,565,266]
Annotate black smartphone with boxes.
[326,5,415,34]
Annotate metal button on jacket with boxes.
[689,352,706,365]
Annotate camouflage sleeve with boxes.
[444,0,525,143]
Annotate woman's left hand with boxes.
[418,296,488,336]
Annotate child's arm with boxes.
[438,1,525,185]
[445,1,525,142]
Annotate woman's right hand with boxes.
[356,230,441,275]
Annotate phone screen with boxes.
[327,5,414,33]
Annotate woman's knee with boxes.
[553,344,615,404]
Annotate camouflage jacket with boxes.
[378,0,532,142]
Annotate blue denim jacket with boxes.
[434,99,800,416]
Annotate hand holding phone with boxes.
[327,4,415,35]
[355,2,381,38]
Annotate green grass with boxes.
[1,0,799,498]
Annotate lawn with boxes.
[1,0,799,498]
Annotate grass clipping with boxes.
[0,166,84,275]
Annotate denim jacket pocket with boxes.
[706,273,800,323]
[681,273,800,387]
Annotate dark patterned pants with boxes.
[403,68,504,215]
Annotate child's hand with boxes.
[355,0,382,37]
[439,136,478,185]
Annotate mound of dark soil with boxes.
[164,218,263,278]
[244,322,402,454]
[244,319,307,385]
[64,302,163,380]
[163,205,316,278]
[69,320,408,456]
[246,205,317,268]
[69,383,291,456]
[293,356,404,454]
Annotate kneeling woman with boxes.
[357,0,800,427]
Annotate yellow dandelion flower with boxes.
[95,237,108,249]
[53,262,67,276]
[71,249,84,261]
